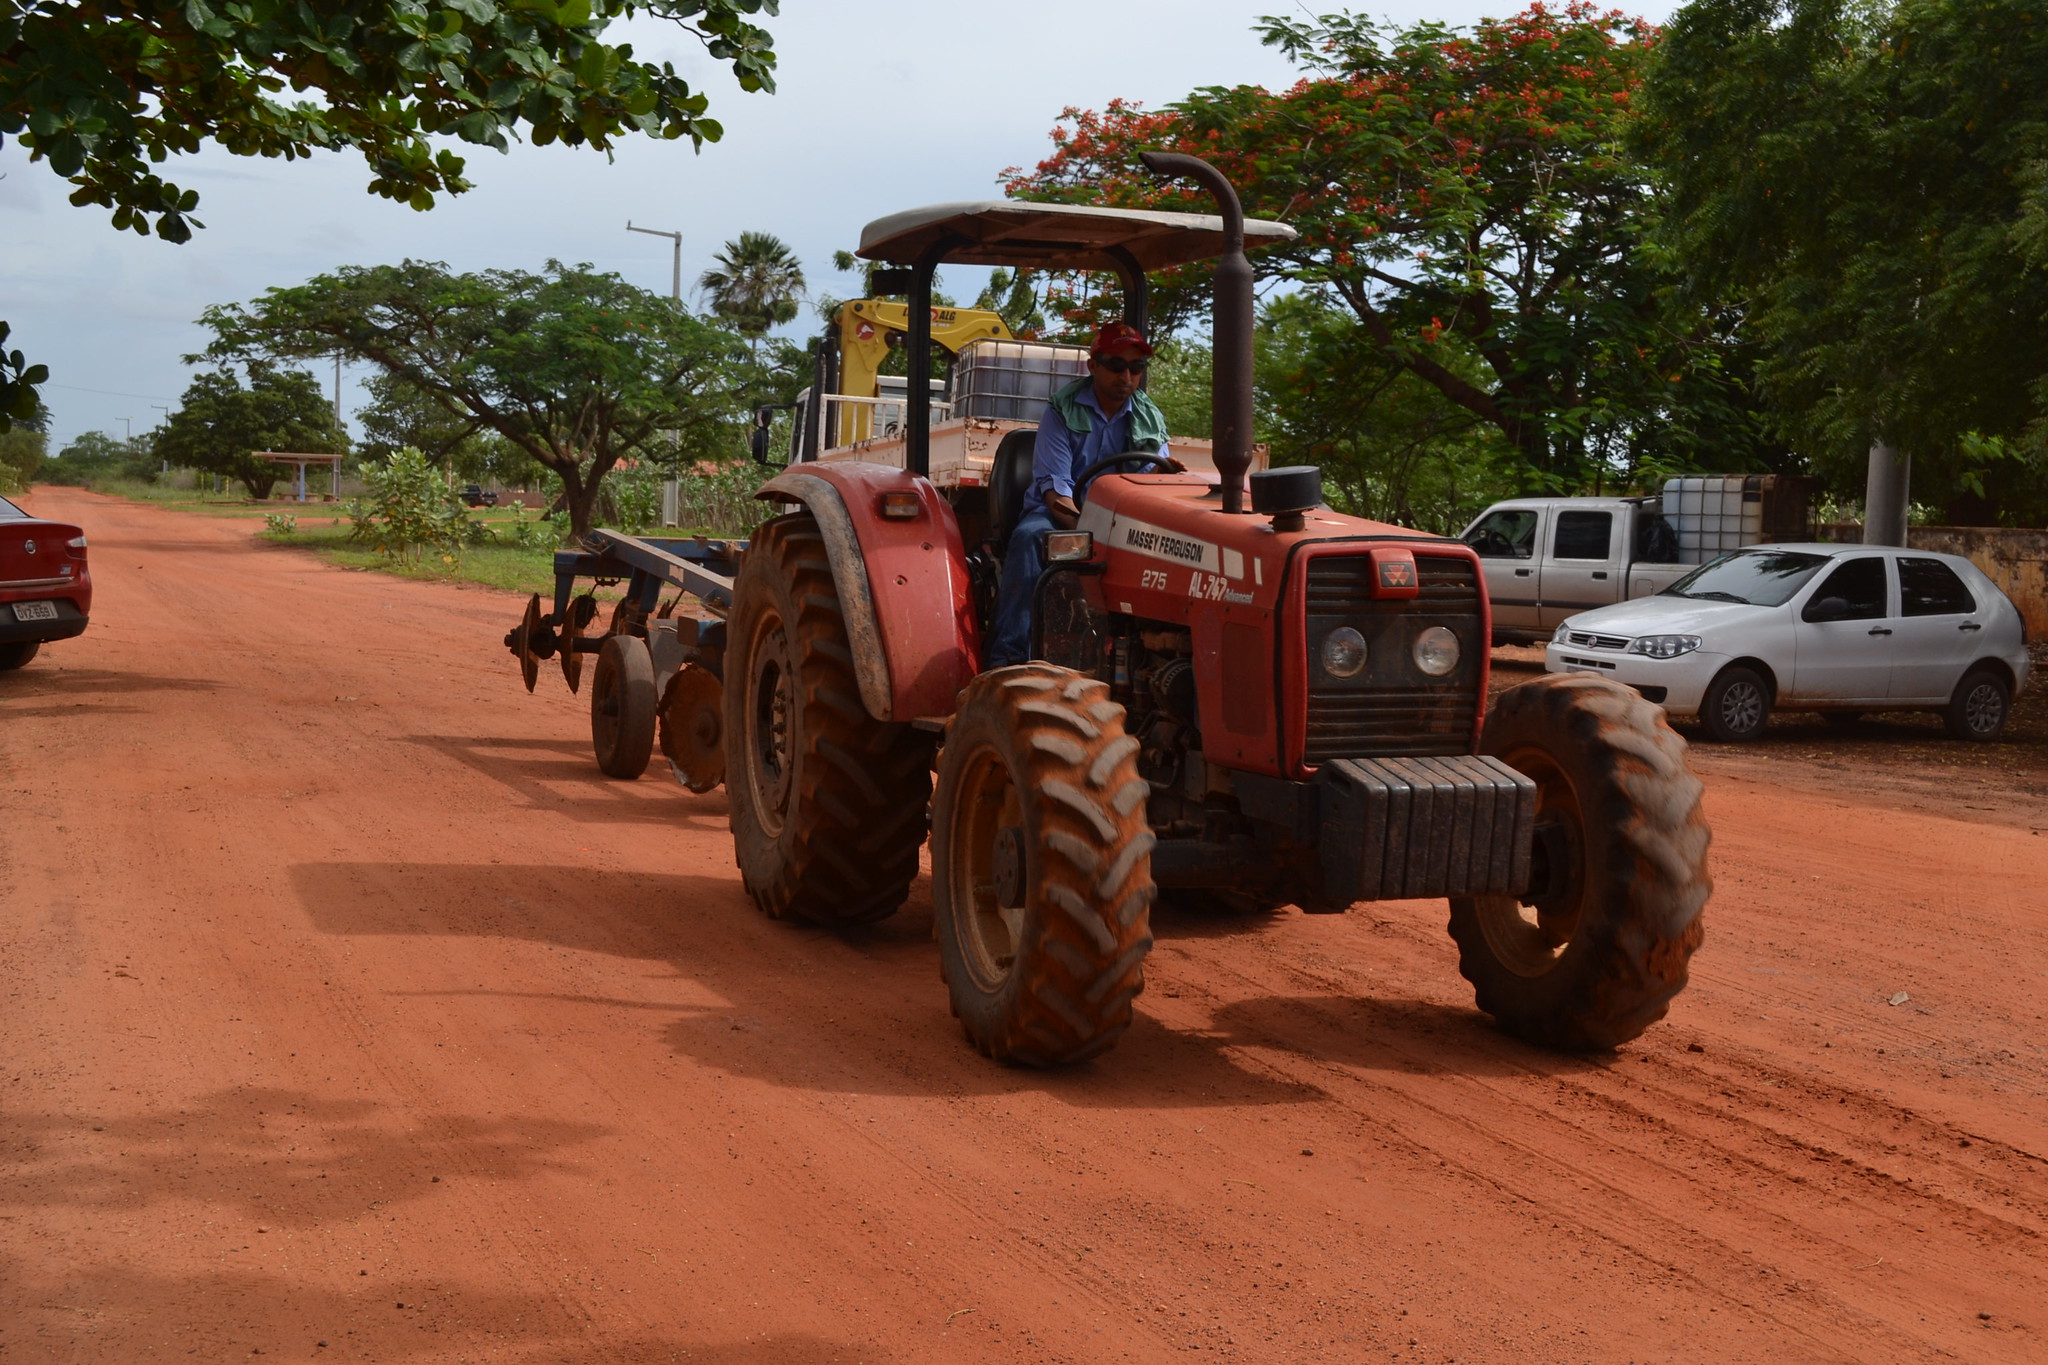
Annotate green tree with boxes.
[41,429,158,486]
[201,259,750,534]
[0,424,45,494]
[698,231,805,343]
[0,324,48,435]
[356,369,484,466]
[154,362,346,498]
[1256,293,1519,533]
[1640,0,2048,522]
[973,268,1046,338]
[0,0,781,429]
[1004,4,1747,489]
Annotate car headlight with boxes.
[1321,626,1368,678]
[1626,634,1702,659]
[1412,625,1461,677]
[1552,621,1573,644]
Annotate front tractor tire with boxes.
[725,513,933,926]
[932,665,1157,1066]
[1449,674,1711,1050]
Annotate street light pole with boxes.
[626,221,683,302]
[151,405,170,473]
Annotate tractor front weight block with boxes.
[1206,756,1537,908]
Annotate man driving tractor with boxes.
[985,320,1175,666]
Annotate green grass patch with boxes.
[261,522,571,597]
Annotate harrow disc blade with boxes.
[515,594,542,693]
[561,593,596,694]
[658,664,725,793]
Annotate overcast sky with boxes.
[3,0,1674,451]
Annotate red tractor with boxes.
[509,155,1710,1065]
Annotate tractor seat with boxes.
[987,427,1038,557]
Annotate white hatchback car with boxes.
[1544,544,2031,742]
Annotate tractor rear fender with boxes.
[755,461,981,722]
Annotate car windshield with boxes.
[1661,549,1831,607]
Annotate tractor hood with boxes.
[1076,473,1467,615]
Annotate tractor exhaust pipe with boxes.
[1139,151,1253,515]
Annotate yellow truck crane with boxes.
[825,298,1011,446]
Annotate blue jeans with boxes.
[986,505,1056,667]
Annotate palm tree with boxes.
[698,232,806,347]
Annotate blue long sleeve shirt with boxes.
[1026,387,1171,514]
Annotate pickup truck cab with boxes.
[1460,497,1688,645]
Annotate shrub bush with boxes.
[348,446,474,565]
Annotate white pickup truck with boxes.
[1458,475,1818,645]
[1459,496,1691,646]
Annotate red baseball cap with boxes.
[1089,320,1154,357]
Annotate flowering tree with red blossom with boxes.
[1004,3,1763,485]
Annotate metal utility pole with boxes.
[333,351,344,432]
[626,221,683,301]
[121,415,132,441]
[1863,440,1911,547]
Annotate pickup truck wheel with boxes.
[0,640,39,670]
[726,513,932,926]
[1700,665,1770,742]
[1944,668,2010,742]
[932,664,1155,1066]
[590,634,657,779]
[1449,674,1711,1050]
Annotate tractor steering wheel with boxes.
[1073,450,1178,505]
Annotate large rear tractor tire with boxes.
[932,664,1156,1066]
[1449,674,1711,1050]
[590,634,657,779]
[725,513,933,926]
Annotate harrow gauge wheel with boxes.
[590,634,657,779]
[932,663,1156,1066]
[1449,673,1711,1050]
[514,594,542,693]
[659,664,726,793]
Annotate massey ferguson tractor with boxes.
[506,154,1711,1065]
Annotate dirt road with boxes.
[5,488,2045,1364]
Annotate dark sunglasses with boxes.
[1093,355,1149,375]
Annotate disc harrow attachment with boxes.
[505,529,743,780]
[659,664,726,792]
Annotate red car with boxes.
[0,493,91,670]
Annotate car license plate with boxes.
[11,600,57,622]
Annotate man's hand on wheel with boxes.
[1047,493,1081,530]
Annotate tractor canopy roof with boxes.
[857,201,1297,272]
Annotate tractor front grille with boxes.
[1303,552,1483,763]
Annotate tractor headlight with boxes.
[1626,634,1702,659]
[1320,626,1368,678]
[1412,625,1461,677]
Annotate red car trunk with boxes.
[0,495,93,653]
[0,518,84,583]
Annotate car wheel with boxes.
[1700,666,1770,742]
[1944,668,2010,743]
[0,640,38,670]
